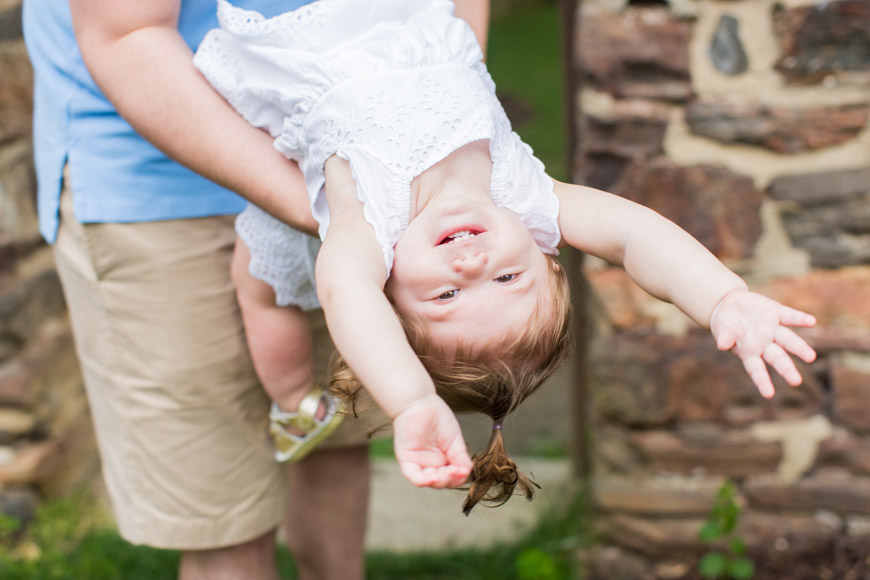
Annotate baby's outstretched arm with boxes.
[316,157,472,488]
[554,181,816,397]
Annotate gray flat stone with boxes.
[366,457,574,552]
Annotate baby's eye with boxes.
[437,289,459,300]
[495,274,518,283]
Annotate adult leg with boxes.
[179,530,279,580]
[52,187,289,578]
[285,445,371,580]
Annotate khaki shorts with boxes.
[53,185,384,550]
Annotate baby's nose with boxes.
[452,251,488,275]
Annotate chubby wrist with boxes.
[388,391,442,422]
[708,284,749,328]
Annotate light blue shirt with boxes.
[23,0,315,243]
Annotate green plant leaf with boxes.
[727,556,755,580]
[699,552,728,579]
[699,521,723,542]
[515,547,560,580]
[729,536,747,556]
[0,513,22,537]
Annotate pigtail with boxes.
[462,422,540,516]
[326,351,364,418]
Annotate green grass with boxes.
[0,488,589,580]
[487,1,568,181]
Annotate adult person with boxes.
[22,1,489,579]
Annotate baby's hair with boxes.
[329,253,572,514]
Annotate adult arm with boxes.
[69,0,317,234]
[554,180,816,397]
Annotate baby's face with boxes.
[388,196,550,353]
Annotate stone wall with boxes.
[571,0,870,577]
[0,0,98,528]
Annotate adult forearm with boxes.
[71,6,317,234]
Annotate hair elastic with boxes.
[492,423,503,430]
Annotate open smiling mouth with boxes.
[437,229,485,245]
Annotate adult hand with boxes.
[710,288,817,399]
[392,394,473,489]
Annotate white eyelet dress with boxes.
[193,0,560,309]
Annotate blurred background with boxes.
[1,0,869,578]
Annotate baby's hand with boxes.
[710,288,817,399]
[392,393,472,489]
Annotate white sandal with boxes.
[269,387,345,462]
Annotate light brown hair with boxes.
[329,253,572,514]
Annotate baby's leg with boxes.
[232,237,314,412]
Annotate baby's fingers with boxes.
[400,463,469,489]
[775,326,817,364]
[742,355,775,399]
[779,305,816,328]
[763,342,803,387]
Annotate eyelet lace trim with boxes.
[196,0,561,307]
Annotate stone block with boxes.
[592,331,824,428]
[802,328,870,356]
[591,333,678,427]
[750,415,834,484]
[606,511,847,576]
[0,40,32,145]
[599,513,706,558]
[0,2,23,42]
[0,408,35,442]
[848,516,870,537]
[594,474,725,515]
[609,160,762,260]
[830,355,870,433]
[773,0,870,84]
[586,545,654,580]
[578,152,630,192]
[0,360,29,406]
[818,428,870,475]
[0,270,67,347]
[708,14,747,76]
[593,424,643,474]
[0,321,80,408]
[759,267,870,337]
[777,194,870,269]
[584,115,667,160]
[0,440,59,485]
[630,429,783,476]
[738,511,842,553]
[0,487,38,528]
[586,267,657,330]
[686,101,869,154]
[0,237,45,283]
[744,470,870,515]
[0,142,38,239]
[768,167,870,207]
[578,7,692,101]
[748,531,870,580]
[38,399,99,498]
